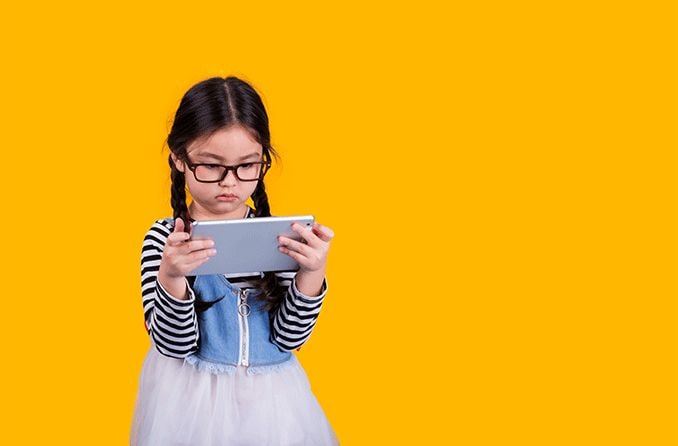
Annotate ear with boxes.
[171,153,186,173]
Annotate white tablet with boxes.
[188,215,315,275]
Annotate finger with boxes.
[183,239,215,253]
[311,223,334,242]
[167,231,190,246]
[167,218,189,247]
[278,235,311,255]
[278,245,306,264]
[290,223,322,248]
[185,248,217,264]
[172,241,213,257]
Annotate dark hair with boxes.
[166,76,281,310]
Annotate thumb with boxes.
[174,217,185,233]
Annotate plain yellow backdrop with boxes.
[1,1,676,444]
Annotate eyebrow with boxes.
[192,151,262,163]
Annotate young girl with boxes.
[130,76,339,446]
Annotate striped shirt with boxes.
[140,211,327,359]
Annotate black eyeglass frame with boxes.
[184,159,271,183]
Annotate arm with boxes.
[140,220,200,358]
[273,222,334,351]
[270,273,328,351]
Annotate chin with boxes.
[214,202,246,214]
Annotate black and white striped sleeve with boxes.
[140,220,199,358]
[271,273,328,351]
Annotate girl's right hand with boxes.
[159,218,217,279]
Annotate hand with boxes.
[278,222,334,273]
[159,218,217,279]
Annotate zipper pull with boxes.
[238,289,251,317]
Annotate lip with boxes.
[216,194,238,202]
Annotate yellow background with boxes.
[1,1,676,444]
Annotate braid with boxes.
[251,181,271,217]
[251,179,283,311]
[169,156,191,231]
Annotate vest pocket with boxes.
[195,294,227,312]
[192,276,236,311]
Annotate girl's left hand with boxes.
[278,222,334,273]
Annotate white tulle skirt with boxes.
[130,344,339,446]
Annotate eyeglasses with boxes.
[185,160,271,183]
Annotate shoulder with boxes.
[142,218,174,248]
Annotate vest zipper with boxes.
[237,289,251,367]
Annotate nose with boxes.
[218,168,238,187]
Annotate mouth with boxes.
[216,194,238,202]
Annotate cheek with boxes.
[185,177,208,196]
[243,182,259,197]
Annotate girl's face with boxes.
[173,125,264,220]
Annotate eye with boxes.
[239,163,255,169]
[203,164,222,170]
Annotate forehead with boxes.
[187,126,262,161]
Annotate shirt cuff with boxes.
[156,278,196,306]
[291,276,328,303]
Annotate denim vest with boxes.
[183,273,293,375]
